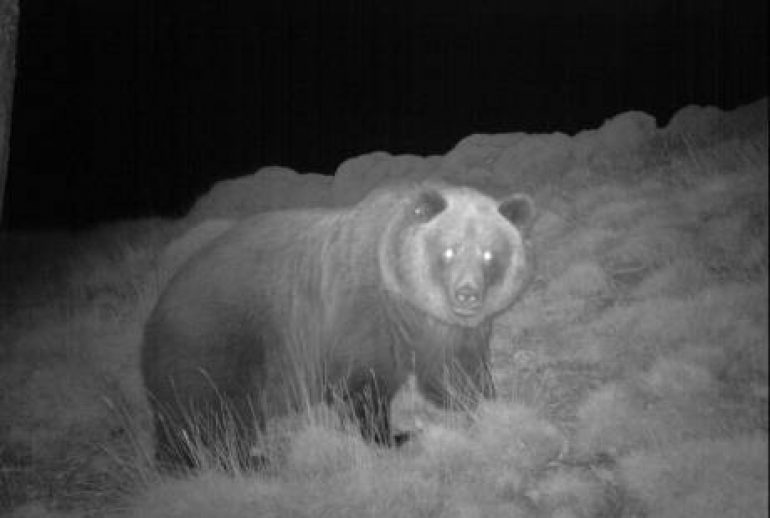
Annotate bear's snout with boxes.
[452,283,483,315]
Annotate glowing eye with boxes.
[443,248,455,260]
[482,250,494,262]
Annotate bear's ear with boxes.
[498,194,535,234]
[412,189,447,221]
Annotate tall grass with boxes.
[0,122,766,517]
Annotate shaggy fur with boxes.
[141,181,534,469]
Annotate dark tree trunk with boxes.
[0,0,18,226]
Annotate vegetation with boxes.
[0,116,766,517]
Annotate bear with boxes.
[141,180,535,470]
[155,218,235,289]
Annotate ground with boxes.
[0,104,767,518]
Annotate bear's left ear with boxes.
[412,188,447,221]
[498,194,535,234]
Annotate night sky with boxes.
[4,0,767,230]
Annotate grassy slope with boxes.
[0,126,767,518]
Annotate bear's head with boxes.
[381,182,535,327]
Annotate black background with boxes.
[5,0,767,229]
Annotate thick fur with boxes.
[141,181,534,469]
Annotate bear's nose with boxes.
[454,284,482,306]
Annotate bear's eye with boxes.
[482,250,494,263]
[443,248,455,261]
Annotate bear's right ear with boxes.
[499,194,535,234]
[412,189,447,221]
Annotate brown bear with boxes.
[141,180,535,469]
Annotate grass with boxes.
[0,108,767,517]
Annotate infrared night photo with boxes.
[0,1,766,517]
